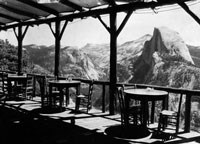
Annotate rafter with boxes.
[0,13,21,22]
[0,22,6,25]
[0,0,193,30]
[178,1,200,25]
[104,0,116,6]
[116,10,133,36]
[16,0,59,16]
[0,4,39,19]
[59,0,84,11]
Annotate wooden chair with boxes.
[116,86,142,125]
[75,80,94,113]
[44,76,61,108]
[23,74,34,100]
[158,93,183,135]
[0,72,8,102]
[0,72,5,97]
[38,75,48,108]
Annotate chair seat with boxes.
[52,90,60,94]
[161,110,177,116]
[77,94,86,98]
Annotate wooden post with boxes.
[54,20,61,77]
[49,20,68,77]
[102,84,106,113]
[185,93,191,132]
[97,11,133,115]
[13,25,29,75]
[17,25,23,75]
[109,11,117,115]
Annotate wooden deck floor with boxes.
[1,97,200,144]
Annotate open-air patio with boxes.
[1,0,200,143]
[1,91,200,144]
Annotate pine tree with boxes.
[0,39,33,72]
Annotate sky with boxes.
[0,2,200,48]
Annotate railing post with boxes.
[33,75,36,97]
[102,84,106,113]
[185,93,191,132]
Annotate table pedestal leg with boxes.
[65,88,69,106]
[49,85,52,107]
[151,101,155,123]
[141,99,148,127]
[124,96,130,125]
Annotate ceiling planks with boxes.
[16,0,59,16]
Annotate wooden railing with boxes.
[2,71,200,133]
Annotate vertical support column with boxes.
[97,10,133,115]
[55,20,61,77]
[49,20,68,77]
[13,25,29,75]
[185,93,191,132]
[109,11,117,115]
[18,25,23,75]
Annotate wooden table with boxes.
[48,80,80,108]
[124,88,168,126]
[7,74,28,98]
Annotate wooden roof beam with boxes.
[59,0,84,11]
[178,1,200,25]
[0,0,192,31]
[104,0,116,6]
[16,0,59,16]
[0,13,21,22]
[0,4,39,19]
[0,22,6,25]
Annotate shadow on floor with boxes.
[31,106,66,114]
[0,104,129,144]
[1,102,200,144]
[104,124,151,140]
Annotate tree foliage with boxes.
[0,39,33,72]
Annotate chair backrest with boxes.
[87,80,94,102]
[1,72,8,95]
[124,85,140,106]
[176,93,183,117]
[0,72,4,95]
[44,76,57,95]
[116,85,126,125]
[116,86,125,111]
[26,74,34,86]
[25,74,34,98]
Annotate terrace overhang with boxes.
[0,0,195,30]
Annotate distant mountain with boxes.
[79,34,152,81]
[24,26,200,90]
[128,27,200,90]
[24,44,104,80]
[188,45,200,68]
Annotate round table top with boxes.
[124,88,168,100]
[124,88,168,96]
[48,80,80,85]
[7,74,27,79]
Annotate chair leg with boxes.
[133,114,138,125]
[158,114,166,132]
[75,97,80,111]
[86,102,92,113]
[175,118,180,135]
[158,115,162,132]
